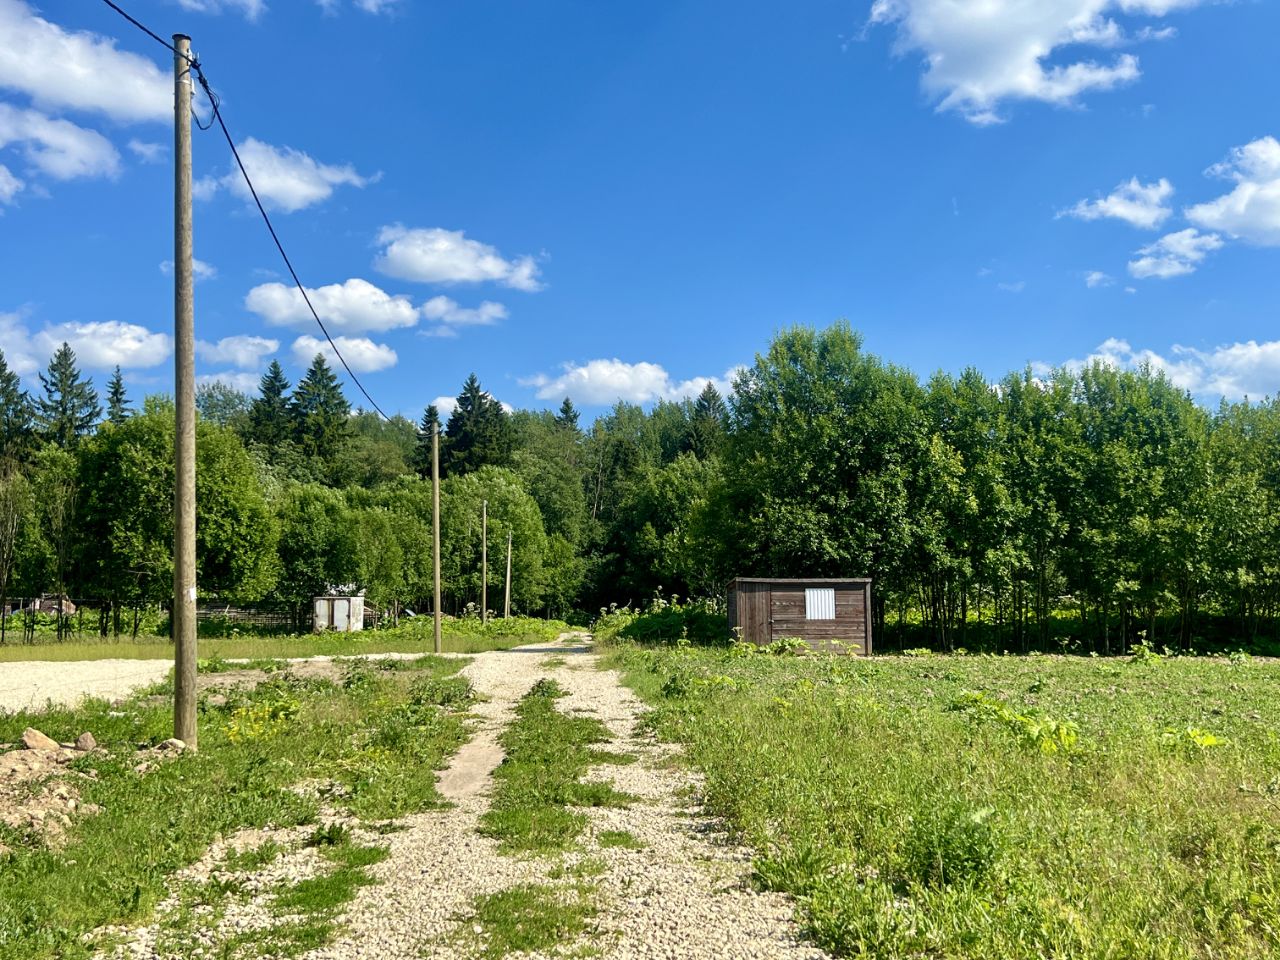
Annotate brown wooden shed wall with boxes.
[726,578,872,655]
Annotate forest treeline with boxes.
[1,321,1278,651]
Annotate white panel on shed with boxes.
[805,587,835,620]
[333,599,350,632]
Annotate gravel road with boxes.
[90,638,829,959]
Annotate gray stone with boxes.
[75,732,97,751]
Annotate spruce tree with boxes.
[442,373,512,476]
[105,366,131,425]
[688,382,729,459]
[0,349,33,462]
[291,354,350,456]
[412,403,443,478]
[36,343,101,448]
[248,360,293,446]
[555,396,580,431]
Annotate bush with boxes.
[593,596,730,647]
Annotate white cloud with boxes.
[201,138,374,212]
[1128,227,1222,278]
[431,395,457,416]
[160,258,218,282]
[420,296,507,329]
[521,359,741,406]
[866,0,1208,124]
[0,310,37,375]
[291,334,397,373]
[0,163,21,203]
[196,335,278,369]
[246,278,419,334]
[30,320,171,370]
[353,0,402,11]
[1085,270,1115,287]
[997,280,1026,293]
[0,0,169,122]
[170,0,267,18]
[128,139,166,164]
[197,371,262,393]
[0,103,119,180]
[1047,336,1280,399]
[1062,177,1174,229]
[375,226,543,291]
[1185,136,1280,246]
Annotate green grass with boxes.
[596,829,644,850]
[478,678,634,854]
[457,882,597,959]
[606,643,1280,960]
[0,616,570,663]
[0,655,475,959]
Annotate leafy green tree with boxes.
[105,366,130,425]
[726,322,928,635]
[329,411,416,488]
[248,360,293,447]
[76,404,280,633]
[443,374,512,476]
[0,349,33,463]
[275,483,359,625]
[36,343,100,448]
[196,381,251,432]
[0,467,32,642]
[441,466,548,613]
[291,354,351,458]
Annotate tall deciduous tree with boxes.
[36,343,100,448]
[105,366,130,425]
[443,374,512,476]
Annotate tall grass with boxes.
[608,644,1280,959]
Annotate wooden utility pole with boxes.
[172,34,198,750]
[503,531,512,619]
[481,500,488,624]
[432,421,441,654]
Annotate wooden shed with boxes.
[726,578,872,654]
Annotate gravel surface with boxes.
[0,652,460,714]
[0,659,173,713]
[310,637,828,960]
[88,637,829,960]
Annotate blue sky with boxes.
[1,0,1278,418]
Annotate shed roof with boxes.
[728,577,871,586]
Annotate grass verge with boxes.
[604,642,1280,960]
[0,617,571,663]
[479,678,633,854]
[0,655,475,960]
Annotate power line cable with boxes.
[98,0,395,421]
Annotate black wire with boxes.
[97,0,395,422]
[100,0,185,59]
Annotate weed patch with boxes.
[479,678,633,854]
[456,883,596,959]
